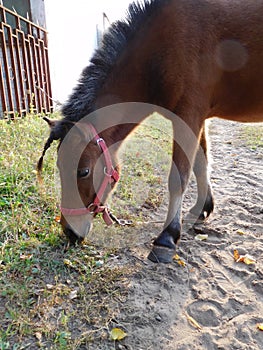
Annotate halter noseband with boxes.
[60,123,119,225]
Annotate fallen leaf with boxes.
[241,255,256,265]
[233,249,240,262]
[69,290,78,300]
[236,229,246,235]
[173,254,186,267]
[20,254,33,260]
[35,332,42,341]
[95,260,104,267]
[46,284,55,290]
[234,250,256,265]
[257,323,263,331]
[110,327,127,341]
[195,234,208,241]
[177,259,186,267]
[64,259,73,267]
[184,312,202,330]
[55,215,61,223]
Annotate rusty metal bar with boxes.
[1,22,15,116]
[0,3,53,118]
[14,29,27,114]
[0,5,7,23]
[7,24,21,115]
[0,25,8,115]
[29,33,41,111]
[0,4,48,34]
[34,37,43,113]
[25,35,37,113]
[16,29,31,113]
[0,49,7,115]
[43,45,53,113]
[37,38,46,113]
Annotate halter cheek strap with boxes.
[60,123,119,225]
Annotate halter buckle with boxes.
[96,138,104,146]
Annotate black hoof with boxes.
[189,199,214,223]
[184,212,206,226]
[148,245,176,263]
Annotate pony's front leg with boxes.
[148,120,202,263]
[148,159,189,262]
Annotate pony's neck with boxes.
[92,102,157,152]
[88,122,138,172]
[102,123,139,149]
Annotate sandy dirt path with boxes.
[95,119,263,350]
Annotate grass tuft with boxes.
[241,124,263,149]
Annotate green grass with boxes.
[0,113,172,349]
[241,124,263,149]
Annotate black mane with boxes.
[61,0,166,121]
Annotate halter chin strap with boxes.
[60,123,119,225]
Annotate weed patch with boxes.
[241,124,263,149]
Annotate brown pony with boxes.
[38,0,263,263]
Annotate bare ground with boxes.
[87,118,263,350]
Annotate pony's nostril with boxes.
[64,225,84,244]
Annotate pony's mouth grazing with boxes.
[63,225,85,244]
[61,216,93,245]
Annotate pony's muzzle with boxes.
[64,225,85,244]
[60,214,93,244]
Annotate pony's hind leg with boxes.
[190,126,214,222]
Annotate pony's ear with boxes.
[37,118,74,177]
[43,116,59,129]
[42,117,74,140]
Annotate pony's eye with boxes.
[77,168,90,178]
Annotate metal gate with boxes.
[0,4,53,118]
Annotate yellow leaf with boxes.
[184,312,202,330]
[242,255,256,265]
[55,215,61,223]
[236,229,246,235]
[235,252,256,265]
[233,249,240,262]
[64,259,73,267]
[177,259,186,267]
[195,234,208,241]
[110,328,127,341]
[173,254,186,267]
[20,254,33,260]
[257,323,263,331]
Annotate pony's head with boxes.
[38,117,119,243]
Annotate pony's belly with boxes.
[219,113,263,123]
[210,90,263,123]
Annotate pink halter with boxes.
[60,123,119,225]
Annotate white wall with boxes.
[45,0,133,106]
